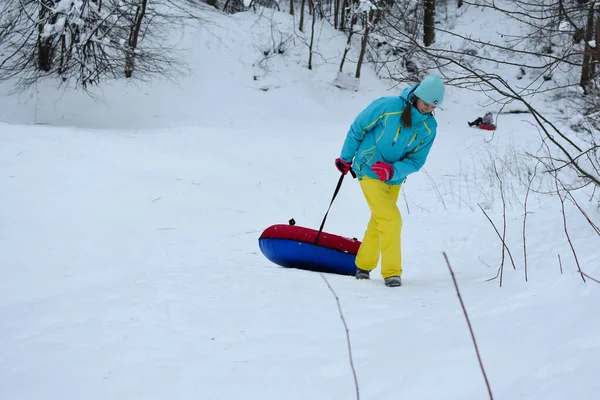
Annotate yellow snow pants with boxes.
[355,177,402,278]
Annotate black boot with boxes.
[356,268,371,280]
[384,276,402,287]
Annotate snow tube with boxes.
[479,123,496,131]
[258,223,361,276]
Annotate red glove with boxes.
[372,161,394,181]
[335,158,352,175]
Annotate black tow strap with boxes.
[314,169,355,244]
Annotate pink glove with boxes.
[372,161,394,181]
[335,158,352,175]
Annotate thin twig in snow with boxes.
[424,170,447,211]
[558,254,563,275]
[479,257,503,282]
[553,173,586,283]
[581,272,600,284]
[562,184,600,237]
[493,162,515,271]
[522,166,538,283]
[478,204,517,286]
[402,189,411,215]
[443,253,494,400]
[320,273,360,400]
[538,138,589,283]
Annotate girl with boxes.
[468,111,496,130]
[334,75,445,287]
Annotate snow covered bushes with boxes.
[0,0,188,90]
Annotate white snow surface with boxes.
[1,3,599,400]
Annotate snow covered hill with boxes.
[1,3,599,400]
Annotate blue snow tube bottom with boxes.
[258,224,361,277]
[259,238,357,276]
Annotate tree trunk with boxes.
[355,11,371,79]
[339,21,355,72]
[579,1,595,92]
[594,16,600,69]
[457,0,463,7]
[223,0,244,13]
[58,34,66,74]
[424,0,436,46]
[340,0,347,31]
[37,0,55,72]
[308,5,317,69]
[290,0,294,16]
[299,0,306,31]
[334,0,339,29]
[125,0,148,78]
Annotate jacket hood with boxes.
[399,84,419,102]
[399,84,434,123]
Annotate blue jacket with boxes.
[339,85,438,185]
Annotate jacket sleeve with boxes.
[483,112,493,125]
[339,98,388,162]
[392,132,436,179]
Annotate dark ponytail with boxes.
[401,86,419,128]
[401,100,413,128]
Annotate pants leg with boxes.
[355,177,402,278]
[355,214,380,270]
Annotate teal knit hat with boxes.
[413,74,445,106]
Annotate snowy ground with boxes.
[1,3,599,400]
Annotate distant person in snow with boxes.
[468,111,496,130]
[334,75,445,287]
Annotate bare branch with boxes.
[522,162,540,283]
[581,272,600,284]
[478,203,517,286]
[320,273,360,400]
[443,252,494,400]
[558,253,563,274]
[492,161,515,273]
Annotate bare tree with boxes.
[224,0,245,13]
[300,0,306,31]
[338,15,357,73]
[423,0,435,46]
[308,2,318,69]
[356,9,373,78]
[37,0,55,72]
[0,0,189,92]
[125,0,149,78]
[340,0,349,31]
[579,0,597,92]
